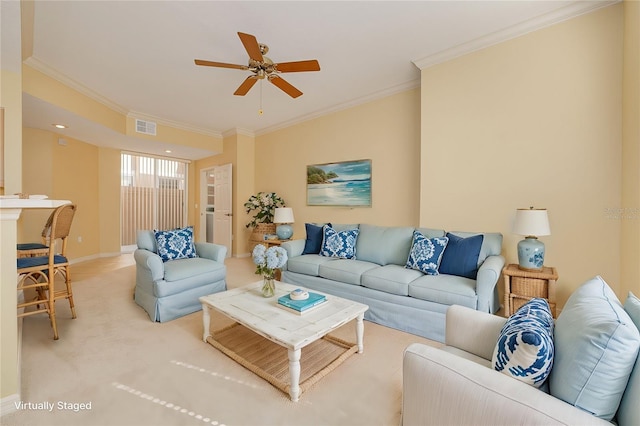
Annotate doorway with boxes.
[200,164,232,257]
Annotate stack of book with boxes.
[277,291,327,315]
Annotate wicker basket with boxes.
[511,294,556,315]
[511,276,549,298]
[250,223,277,245]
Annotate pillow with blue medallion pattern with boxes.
[405,230,449,275]
[154,226,197,262]
[320,225,359,259]
[492,298,554,388]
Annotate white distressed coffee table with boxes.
[200,280,368,402]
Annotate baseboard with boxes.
[70,251,132,265]
[1,319,22,417]
[0,393,20,417]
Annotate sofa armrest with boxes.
[445,305,506,360]
[195,242,227,263]
[476,254,505,313]
[281,239,305,258]
[134,249,165,282]
[402,343,608,426]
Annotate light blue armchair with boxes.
[133,230,227,322]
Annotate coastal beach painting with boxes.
[307,159,372,206]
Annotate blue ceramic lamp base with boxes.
[276,224,293,240]
[517,236,545,271]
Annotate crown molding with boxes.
[412,0,620,70]
[255,78,420,136]
[24,56,129,115]
[25,56,223,139]
[222,128,255,138]
[127,111,223,139]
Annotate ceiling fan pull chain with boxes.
[258,80,264,116]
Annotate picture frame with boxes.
[306,159,372,206]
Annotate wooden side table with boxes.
[502,264,558,318]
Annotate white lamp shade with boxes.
[274,207,294,224]
[513,208,550,236]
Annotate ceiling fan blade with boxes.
[275,60,321,73]
[269,76,303,98]
[237,32,263,62]
[194,59,248,70]
[234,76,258,96]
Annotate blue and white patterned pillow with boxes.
[154,226,197,262]
[492,298,554,388]
[405,230,449,275]
[320,225,359,259]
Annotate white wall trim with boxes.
[24,56,129,115]
[255,78,420,136]
[24,57,223,139]
[1,319,22,417]
[222,128,256,138]
[0,393,20,417]
[411,0,620,70]
[127,111,223,139]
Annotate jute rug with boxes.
[206,323,358,399]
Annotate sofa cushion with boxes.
[286,254,335,276]
[492,298,554,388]
[408,274,477,309]
[549,276,640,421]
[318,259,378,286]
[154,226,197,262]
[302,222,331,255]
[356,224,414,266]
[162,256,226,283]
[405,230,449,275]
[137,230,158,253]
[447,231,503,266]
[332,223,359,232]
[617,292,640,426]
[320,225,359,259]
[361,264,424,296]
[415,227,446,238]
[439,233,483,279]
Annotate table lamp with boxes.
[513,207,550,271]
[274,207,294,240]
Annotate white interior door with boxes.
[213,164,232,257]
[199,168,215,242]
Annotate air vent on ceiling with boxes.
[135,119,157,136]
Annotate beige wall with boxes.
[21,128,102,259]
[255,88,421,242]
[0,2,23,400]
[420,4,625,306]
[98,147,122,255]
[621,0,640,297]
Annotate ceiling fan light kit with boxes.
[195,32,320,99]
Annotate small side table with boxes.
[502,264,558,318]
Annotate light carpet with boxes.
[2,255,440,426]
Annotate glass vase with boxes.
[261,275,275,297]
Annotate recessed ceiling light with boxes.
[53,124,67,129]
[165,150,172,153]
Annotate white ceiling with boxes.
[18,0,615,160]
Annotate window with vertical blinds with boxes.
[120,153,188,246]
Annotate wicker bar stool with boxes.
[17,203,78,340]
[16,209,55,258]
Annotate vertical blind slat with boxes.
[120,153,188,246]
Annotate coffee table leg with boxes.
[356,313,364,353]
[288,348,301,402]
[202,303,211,342]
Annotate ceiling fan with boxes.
[195,32,320,99]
